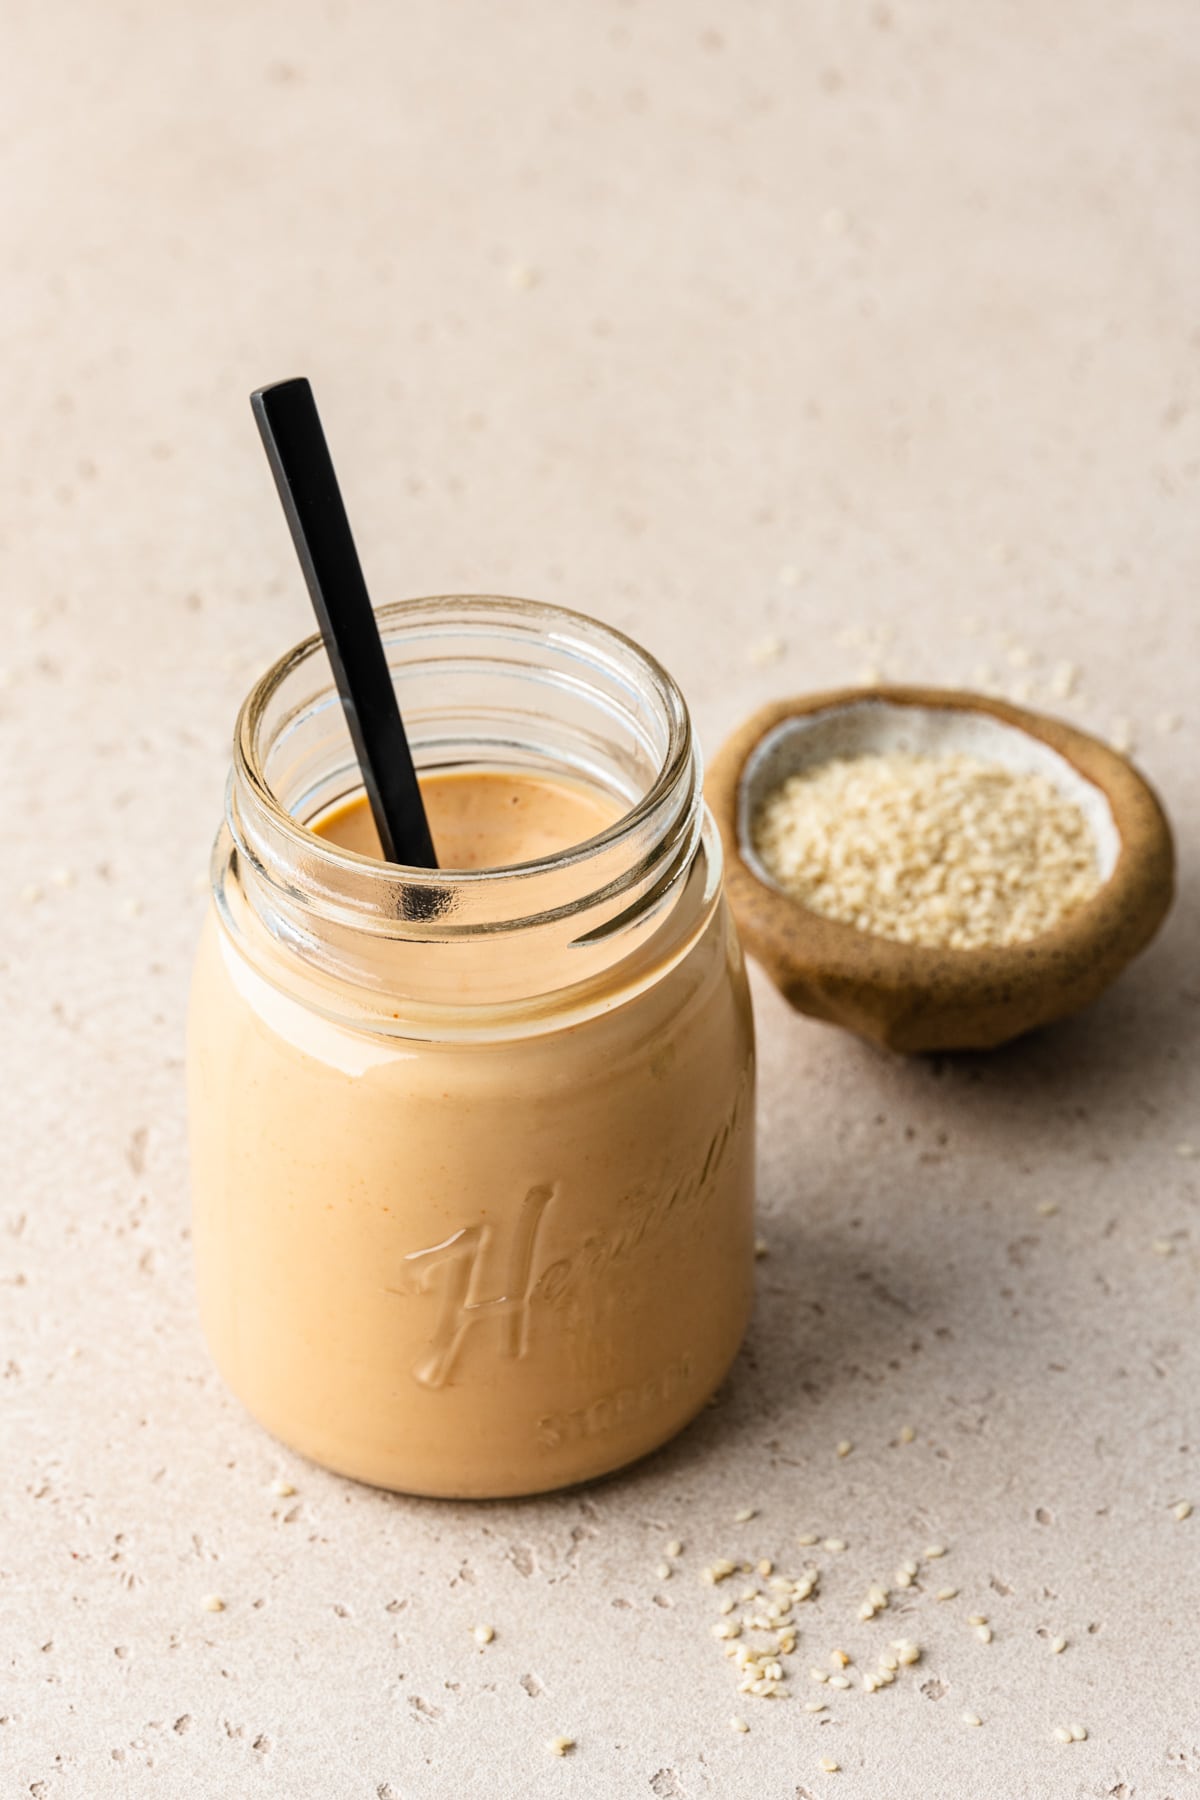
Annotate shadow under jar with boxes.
[188,596,756,1498]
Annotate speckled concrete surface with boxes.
[2,3,1198,1796]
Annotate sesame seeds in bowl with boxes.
[706,686,1174,1054]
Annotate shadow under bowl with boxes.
[706,686,1175,1054]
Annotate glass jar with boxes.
[188,596,755,1497]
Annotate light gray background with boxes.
[2,2,1197,1796]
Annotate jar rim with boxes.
[232,593,694,903]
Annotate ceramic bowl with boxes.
[706,686,1175,1053]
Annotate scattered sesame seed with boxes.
[895,1641,921,1666]
[730,1717,749,1735]
[50,867,76,889]
[548,1735,575,1756]
[200,1595,225,1613]
[665,1540,683,1558]
[857,1602,875,1622]
[1049,1635,1067,1654]
[936,1587,959,1602]
[734,1507,757,1523]
[823,1538,847,1553]
[797,1532,819,1546]
[19,884,43,905]
[1173,1500,1192,1522]
[894,1569,913,1588]
[828,1674,851,1690]
[879,1653,898,1672]
[1110,717,1135,754]
[976,1625,993,1644]
[507,263,539,291]
[270,1478,296,1497]
[898,1425,916,1443]
[713,1621,741,1640]
[830,1649,851,1668]
[754,1236,770,1258]
[961,1711,983,1727]
[867,1584,888,1610]
[809,1668,829,1684]
[923,1545,946,1560]
[656,1562,672,1581]
[1176,1142,1197,1160]
[819,1756,840,1773]
[473,1624,494,1645]
[1053,1726,1073,1744]
[836,1440,853,1458]
[1152,1238,1176,1257]
[1036,1199,1059,1217]
[967,1614,988,1627]
[803,1700,827,1713]
[758,1559,773,1578]
[719,1596,736,1615]
[1069,1723,1088,1742]
[747,637,786,669]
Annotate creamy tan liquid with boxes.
[315,768,619,868]
[189,769,755,1498]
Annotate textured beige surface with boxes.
[2,2,1198,1795]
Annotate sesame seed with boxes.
[730,1717,749,1734]
[758,1559,773,1578]
[803,1700,827,1713]
[1173,1500,1192,1522]
[857,1602,875,1622]
[665,1540,683,1558]
[719,1596,736,1614]
[1152,1238,1176,1257]
[830,1649,851,1668]
[975,1625,993,1644]
[819,1756,840,1773]
[752,752,1103,950]
[967,1614,988,1627]
[270,1478,296,1497]
[961,1712,982,1727]
[1177,1142,1197,1159]
[828,1674,851,1690]
[900,1559,918,1576]
[200,1595,225,1613]
[473,1624,494,1645]
[734,1507,757,1523]
[823,1538,847,1553]
[797,1532,819,1546]
[879,1653,898,1672]
[898,1425,916,1443]
[1053,1726,1073,1744]
[1036,1199,1060,1216]
[754,1236,770,1257]
[836,1440,853,1458]
[923,1545,946,1560]
[713,1621,741,1640]
[895,1642,921,1666]
[1049,1635,1067,1654]
[656,1562,672,1580]
[1069,1723,1088,1742]
[809,1668,829,1683]
[894,1569,913,1588]
[936,1587,959,1602]
[747,637,786,669]
[548,1735,575,1756]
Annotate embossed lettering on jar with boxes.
[188,596,756,1497]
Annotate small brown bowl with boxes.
[707,686,1175,1054]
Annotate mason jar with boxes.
[188,596,756,1497]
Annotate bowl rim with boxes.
[706,684,1175,1006]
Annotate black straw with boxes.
[250,378,438,869]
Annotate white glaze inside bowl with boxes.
[737,700,1121,894]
